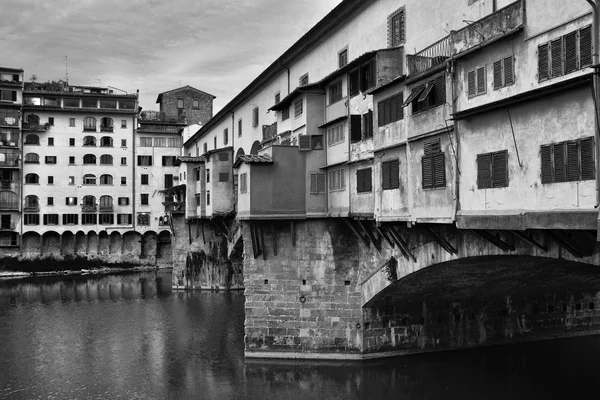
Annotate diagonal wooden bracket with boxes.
[387,225,417,262]
[475,229,515,252]
[357,220,381,253]
[513,230,547,252]
[547,230,593,258]
[342,218,370,248]
[375,224,395,249]
[425,227,458,255]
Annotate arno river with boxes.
[1,271,600,399]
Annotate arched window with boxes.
[26,114,40,124]
[82,195,96,211]
[24,195,39,209]
[25,134,39,145]
[100,136,113,147]
[83,154,96,164]
[100,154,113,165]
[24,153,39,163]
[100,174,113,185]
[99,195,113,211]
[83,136,96,146]
[83,174,96,185]
[100,117,113,132]
[83,117,96,132]
[25,173,39,184]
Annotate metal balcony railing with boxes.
[407,35,452,77]
[82,205,97,212]
[23,205,39,212]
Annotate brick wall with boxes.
[159,88,213,125]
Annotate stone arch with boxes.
[98,231,110,255]
[75,231,87,254]
[235,147,245,161]
[87,231,98,255]
[61,231,75,255]
[109,231,121,255]
[41,231,61,257]
[21,231,41,256]
[122,231,140,258]
[142,230,157,259]
[157,230,172,263]
[250,140,261,155]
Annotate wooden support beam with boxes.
[188,222,192,245]
[375,224,395,249]
[357,220,380,253]
[271,225,277,256]
[513,230,548,252]
[475,230,514,252]
[342,218,370,248]
[290,221,296,247]
[547,230,587,258]
[250,224,259,259]
[425,227,458,255]
[201,221,206,244]
[388,226,417,262]
[259,225,267,261]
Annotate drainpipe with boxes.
[586,0,600,207]
[448,34,460,222]
[132,96,138,232]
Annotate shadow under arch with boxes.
[250,140,261,155]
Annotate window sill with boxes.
[421,186,447,191]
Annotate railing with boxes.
[407,35,452,76]
[82,205,97,212]
[100,125,114,132]
[83,126,96,132]
[0,239,18,247]
[0,180,13,189]
[0,203,19,211]
[0,222,16,230]
[22,123,47,131]
[24,206,39,212]
[99,205,113,211]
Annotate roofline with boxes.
[0,67,24,73]
[156,85,216,103]
[184,0,376,146]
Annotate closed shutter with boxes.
[434,75,445,106]
[564,31,578,74]
[11,91,16,101]
[550,38,563,78]
[467,70,476,96]
[390,160,399,189]
[43,215,48,225]
[424,137,440,155]
[553,142,566,182]
[298,135,311,150]
[538,43,549,81]
[433,153,445,188]
[477,153,492,189]
[422,156,433,189]
[351,114,362,142]
[566,140,580,181]
[382,161,391,190]
[492,150,508,188]
[493,60,503,90]
[504,56,514,86]
[219,173,229,182]
[378,100,386,127]
[580,137,595,180]
[219,153,229,161]
[389,95,398,123]
[310,173,318,193]
[349,69,360,96]
[317,173,326,192]
[341,169,346,189]
[580,25,593,68]
[476,67,485,94]
[541,145,553,183]
[357,169,372,193]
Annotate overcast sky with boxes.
[2,0,343,112]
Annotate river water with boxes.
[1,270,600,399]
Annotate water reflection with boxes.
[1,271,600,399]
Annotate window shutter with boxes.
[477,153,492,189]
[538,43,549,81]
[434,75,445,105]
[310,173,318,193]
[351,114,362,142]
[298,135,311,150]
[553,142,566,182]
[349,69,359,96]
[433,153,446,188]
[341,169,346,189]
[11,91,17,101]
[424,137,440,156]
[317,173,326,192]
[422,156,433,189]
[493,60,503,90]
[492,151,508,188]
[580,25,593,68]
[378,100,385,127]
[468,70,476,96]
[476,67,485,94]
[366,168,373,191]
[356,170,364,192]
[564,31,578,74]
[550,38,563,78]
[566,140,580,181]
[382,162,391,190]
[541,145,553,183]
[580,137,595,180]
[504,56,514,86]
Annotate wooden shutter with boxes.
[349,69,359,96]
[550,38,563,78]
[566,140,579,181]
[390,160,399,189]
[493,60,503,90]
[433,153,446,188]
[219,173,229,182]
[317,173,326,192]
[298,135,311,150]
[476,67,485,94]
[467,70,476,96]
[351,114,362,142]
[564,31,578,74]
[310,173,318,193]
[538,43,549,81]
[424,137,440,156]
[504,56,514,86]
[541,144,553,183]
[378,100,386,127]
[553,142,566,182]
[382,161,391,190]
[434,75,445,106]
[580,137,595,180]
[422,156,433,189]
[477,153,492,189]
[492,151,508,188]
[580,25,593,68]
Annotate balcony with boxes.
[22,123,48,132]
[82,205,97,212]
[0,180,14,190]
[0,222,16,230]
[163,202,184,213]
[325,97,348,124]
[99,205,114,212]
[83,126,96,132]
[407,36,452,77]
[100,125,114,133]
[23,206,39,212]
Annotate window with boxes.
[83,154,96,164]
[65,196,77,206]
[140,137,152,147]
[240,173,248,193]
[362,110,374,139]
[121,139,127,147]
[24,195,39,209]
[309,173,326,194]
[100,174,113,185]
[99,195,113,211]
[121,157,127,165]
[83,117,96,132]
[137,155,152,166]
[252,107,259,127]
[422,138,446,189]
[219,172,229,182]
[294,99,303,118]
[467,66,486,97]
[214,136,217,149]
[99,214,114,225]
[0,109,19,126]
[121,120,127,128]
[24,153,39,164]
[82,99,96,108]
[83,174,97,185]
[0,90,17,102]
[25,134,39,145]
[339,48,348,68]
[117,214,132,225]
[275,92,281,105]
[25,173,39,184]
[388,7,405,47]
[477,150,509,189]
[48,117,54,126]
[168,137,182,147]
[164,174,173,188]
[493,56,515,90]
[207,190,211,206]
[63,214,78,225]
[378,93,403,127]
[47,176,54,184]
[161,156,176,166]
[360,59,376,91]
[83,136,96,146]
[193,99,199,109]
[203,142,208,154]
[69,118,76,127]
[69,156,75,165]
[223,128,229,145]
[68,176,75,185]
[69,138,75,146]
[64,98,79,107]
[238,119,242,137]
[328,169,346,191]
[24,214,40,225]
[349,69,360,97]
[327,123,345,146]
[100,100,116,110]
[82,214,97,225]
[43,214,59,225]
[356,168,373,193]
[299,73,309,86]
[177,99,184,109]
[541,137,594,183]
[329,80,343,104]
[47,137,54,146]
[141,194,149,205]
[282,107,290,121]
[206,169,210,183]
[137,213,150,226]
[121,177,126,185]
[408,75,446,113]
[382,160,400,190]
[118,197,130,206]
[195,194,201,206]
[538,25,592,82]
[100,137,113,147]
[47,197,54,206]
[154,137,166,147]
[141,174,149,185]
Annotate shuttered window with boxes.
[540,137,595,183]
[477,150,509,189]
[349,69,360,97]
[422,138,446,189]
[363,110,373,138]
[327,123,345,146]
[378,93,403,126]
[387,7,405,47]
[411,74,446,113]
[329,80,343,104]
[493,56,515,90]
[328,169,346,191]
[382,160,400,190]
[356,168,372,193]
[538,25,592,82]
[467,66,486,97]
[310,173,326,194]
[240,173,248,193]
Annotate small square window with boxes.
[121,157,127,165]
[47,197,54,205]
[45,156,57,164]
[69,138,75,146]
[177,99,184,109]
[121,120,127,128]
[141,193,149,205]
[69,156,75,164]
[121,139,127,147]
[121,177,126,185]
[299,73,309,86]
[47,176,54,184]
[48,117,54,126]
[141,174,149,185]
[69,118,75,127]
[192,99,199,109]
[68,176,75,185]
[48,138,54,146]
[339,48,348,68]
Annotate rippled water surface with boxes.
[1,271,600,399]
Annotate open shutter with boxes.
[580,137,595,180]
[433,153,446,188]
[566,140,580,181]
[366,168,373,191]
[349,69,360,96]
[310,173,318,193]
[418,83,434,102]
[477,153,492,189]
[317,173,326,192]
[403,86,425,107]
[378,100,385,127]
[434,75,445,105]
[492,150,508,188]
[382,162,391,190]
[467,70,476,96]
[350,114,362,142]
[580,25,593,68]
[564,31,578,74]
[553,142,566,182]
[504,56,514,86]
[550,38,563,78]
[422,156,433,189]
[541,145,553,183]
[538,43,549,81]
[493,60,503,90]
[476,67,485,94]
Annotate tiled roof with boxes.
[233,154,273,168]
[22,105,137,114]
[23,90,137,98]
[136,127,181,134]
[178,156,205,163]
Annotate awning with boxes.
[402,86,425,107]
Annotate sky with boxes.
[2,0,343,112]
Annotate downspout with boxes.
[132,95,138,233]
[449,46,460,221]
[586,0,600,207]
